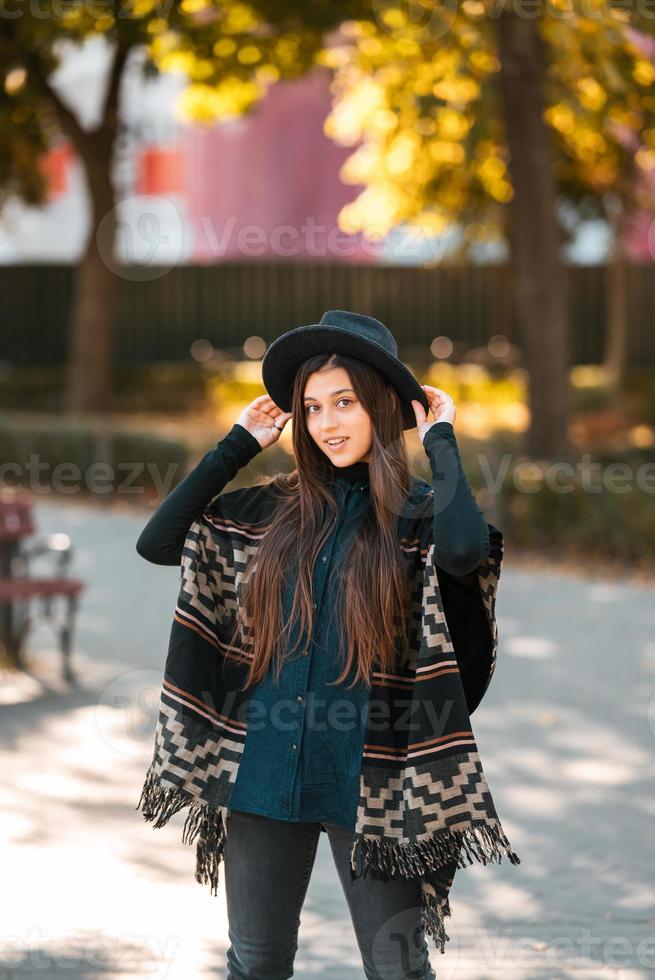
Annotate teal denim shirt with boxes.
[227,463,372,830]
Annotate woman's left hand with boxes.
[412,385,456,443]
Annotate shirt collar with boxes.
[329,458,370,492]
[325,462,429,502]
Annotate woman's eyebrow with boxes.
[303,388,355,402]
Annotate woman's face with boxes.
[303,366,373,465]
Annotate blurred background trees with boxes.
[0,0,367,412]
[308,5,655,458]
[1,0,654,469]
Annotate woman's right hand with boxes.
[236,395,293,450]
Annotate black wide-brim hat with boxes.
[261,309,429,431]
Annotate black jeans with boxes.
[223,808,437,980]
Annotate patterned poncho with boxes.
[136,474,521,954]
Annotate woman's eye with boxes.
[305,399,352,414]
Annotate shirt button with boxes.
[321,556,327,562]
[296,695,303,703]
[292,742,297,751]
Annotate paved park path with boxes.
[1,498,654,979]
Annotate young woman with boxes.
[136,310,517,980]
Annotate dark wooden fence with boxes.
[0,261,653,366]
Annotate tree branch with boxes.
[24,36,134,168]
[101,41,131,132]
[25,53,89,152]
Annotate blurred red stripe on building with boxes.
[136,146,185,196]
[40,143,74,199]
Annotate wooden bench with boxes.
[0,494,85,683]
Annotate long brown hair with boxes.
[228,352,415,692]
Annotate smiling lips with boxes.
[325,437,349,450]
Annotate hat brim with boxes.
[261,324,429,431]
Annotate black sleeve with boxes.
[421,422,493,713]
[436,564,493,715]
[135,422,263,566]
[422,421,490,580]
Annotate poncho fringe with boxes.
[136,760,228,895]
[136,753,520,955]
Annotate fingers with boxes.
[253,394,289,417]
[421,384,450,400]
[250,394,288,419]
[249,396,293,432]
[269,407,292,422]
[419,384,455,423]
[252,394,278,411]
[411,399,427,422]
[273,411,293,430]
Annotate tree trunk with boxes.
[603,218,628,392]
[64,138,119,413]
[496,13,572,461]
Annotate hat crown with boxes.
[260,307,428,430]
[318,310,398,358]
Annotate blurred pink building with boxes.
[180,69,372,262]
